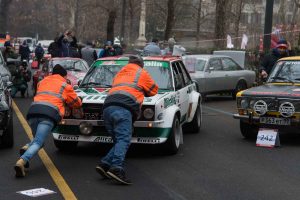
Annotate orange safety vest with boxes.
[108,63,158,105]
[34,74,82,118]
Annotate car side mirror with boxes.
[208,67,214,73]
[73,85,79,90]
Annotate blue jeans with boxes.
[21,117,54,162]
[101,106,132,169]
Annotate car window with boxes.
[208,58,222,71]
[74,61,87,72]
[196,59,206,71]
[222,57,242,71]
[178,61,192,85]
[172,62,184,89]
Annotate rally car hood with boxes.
[239,83,300,99]
[76,87,170,105]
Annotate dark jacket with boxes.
[259,48,295,75]
[19,45,31,60]
[48,41,60,58]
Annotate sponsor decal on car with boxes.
[58,135,79,141]
[136,137,161,143]
[164,96,176,108]
[93,136,113,143]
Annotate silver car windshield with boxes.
[268,61,300,83]
[51,60,87,72]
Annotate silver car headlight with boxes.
[143,108,154,119]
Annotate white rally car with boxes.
[53,56,202,154]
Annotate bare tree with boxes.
[0,0,12,33]
[215,0,228,48]
[164,0,175,40]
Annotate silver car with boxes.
[183,55,256,98]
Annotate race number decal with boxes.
[256,128,280,148]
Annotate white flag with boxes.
[241,34,248,49]
[226,34,234,49]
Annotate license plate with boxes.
[260,117,291,125]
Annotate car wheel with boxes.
[183,101,202,133]
[53,139,78,151]
[232,80,247,99]
[161,116,182,155]
[240,120,258,139]
[1,112,14,148]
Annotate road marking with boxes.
[203,105,234,117]
[12,101,77,200]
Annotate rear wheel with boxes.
[240,120,258,139]
[53,139,78,151]
[1,112,14,148]
[161,116,182,155]
[183,101,202,133]
[232,81,247,99]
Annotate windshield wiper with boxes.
[269,76,294,84]
[80,82,99,87]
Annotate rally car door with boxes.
[172,61,189,122]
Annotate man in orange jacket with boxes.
[14,64,82,177]
[95,55,158,185]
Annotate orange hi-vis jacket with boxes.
[27,74,82,123]
[103,63,158,119]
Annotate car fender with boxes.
[163,105,181,128]
[186,90,201,123]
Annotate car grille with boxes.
[83,103,103,120]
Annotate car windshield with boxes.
[268,61,300,83]
[51,60,87,72]
[81,60,173,90]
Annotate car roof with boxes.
[279,56,300,61]
[50,57,82,61]
[183,54,231,59]
[98,55,182,62]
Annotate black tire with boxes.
[53,139,78,151]
[240,120,258,139]
[1,111,14,148]
[161,116,182,155]
[183,101,202,133]
[232,80,247,99]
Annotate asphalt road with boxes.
[2,93,300,200]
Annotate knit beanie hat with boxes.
[276,39,288,49]
[52,64,67,77]
[129,55,144,68]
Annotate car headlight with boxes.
[250,99,256,109]
[72,108,84,119]
[143,108,154,119]
[79,122,93,135]
[241,99,249,109]
[64,107,71,117]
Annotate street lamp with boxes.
[136,0,147,47]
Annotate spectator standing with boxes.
[81,42,97,66]
[34,43,45,68]
[11,61,31,98]
[48,37,60,58]
[14,64,82,177]
[19,41,31,61]
[57,30,78,57]
[259,39,295,79]
[95,55,158,185]
[143,38,161,56]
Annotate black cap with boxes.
[52,64,67,77]
[129,55,144,68]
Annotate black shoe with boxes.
[107,168,132,185]
[19,146,29,168]
[95,163,110,179]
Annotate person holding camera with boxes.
[11,60,32,98]
[57,30,78,57]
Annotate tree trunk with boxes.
[196,0,202,47]
[164,0,175,40]
[0,0,12,33]
[107,9,117,42]
[215,0,228,48]
[234,0,243,48]
[120,0,126,42]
